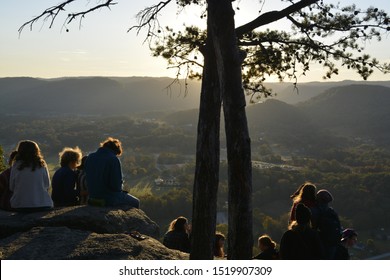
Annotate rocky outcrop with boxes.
[0,206,188,260]
[0,205,159,239]
[0,226,188,260]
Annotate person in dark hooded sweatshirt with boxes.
[311,189,342,259]
[280,203,323,259]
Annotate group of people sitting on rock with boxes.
[162,182,358,260]
[0,137,140,212]
[1,140,358,259]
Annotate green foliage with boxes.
[0,145,6,172]
[242,3,390,93]
[157,152,186,164]
[2,111,390,256]
[148,1,389,98]
[151,25,206,80]
[216,223,228,237]
[125,182,193,235]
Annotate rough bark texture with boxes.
[208,0,253,259]
[190,35,221,259]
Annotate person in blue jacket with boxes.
[85,137,139,208]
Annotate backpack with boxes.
[315,206,341,246]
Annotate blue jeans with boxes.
[109,191,140,209]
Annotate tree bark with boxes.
[208,0,253,259]
[190,37,221,259]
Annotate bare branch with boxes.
[19,0,75,34]
[128,0,173,45]
[66,0,117,25]
[18,0,117,35]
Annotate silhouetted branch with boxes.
[18,0,117,35]
[128,0,173,44]
[236,0,318,37]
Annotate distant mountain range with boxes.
[0,77,202,116]
[1,76,390,149]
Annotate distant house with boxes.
[154,178,164,186]
[154,176,180,187]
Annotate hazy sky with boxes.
[1,0,389,82]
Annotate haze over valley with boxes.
[1,76,390,259]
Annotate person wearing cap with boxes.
[280,203,323,259]
[335,228,358,259]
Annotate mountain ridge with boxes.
[0,76,202,115]
[1,76,389,149]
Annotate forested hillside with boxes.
[1,77,390,259]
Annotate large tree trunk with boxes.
[208,0,253,259]
[190,37,221,259]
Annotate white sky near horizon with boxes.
[0,0,389,82]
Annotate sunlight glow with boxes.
[0,0,389,81]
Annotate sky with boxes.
[1,0,389,82]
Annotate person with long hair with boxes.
[9,140,53,212]
[289,182,317,224]
[163,216,191,253]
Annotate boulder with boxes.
[0,206,188,259]
[0,205,159,239]
[0,226,188,260]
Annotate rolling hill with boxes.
[1,76,390,150]
[298,84,390,146]
[0,77,201,116]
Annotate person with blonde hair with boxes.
[85,137,139,208]
[214,232,226,258]
[9,140,53,212]
[51,147,82,207]
[253,234,279,260]
[163,216,191,253]
[289,182,317,224]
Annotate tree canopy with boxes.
[142,0,390,97]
